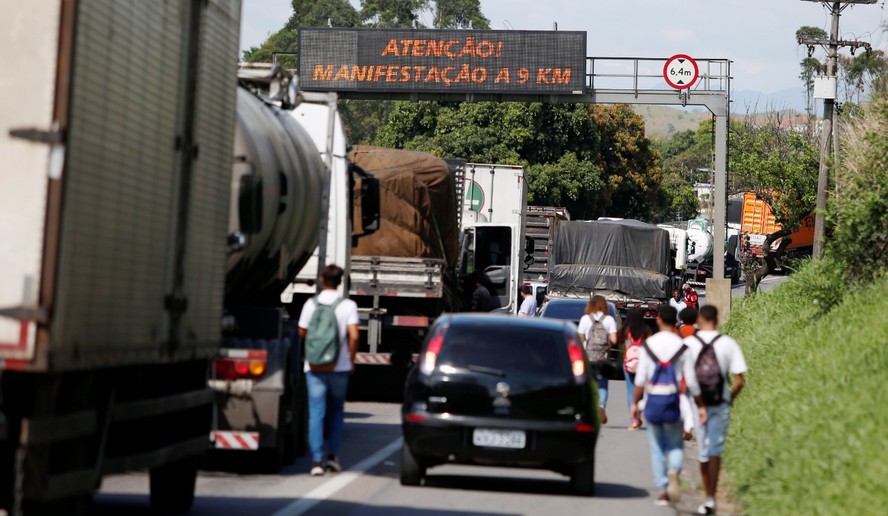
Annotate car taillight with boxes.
[567,339,586,379]
[405,413,426,423]
[575,423,595,433]
[420,335,444,375]
[214,350,267,380]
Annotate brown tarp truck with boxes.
[347,146,461,366]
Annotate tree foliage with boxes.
[373,101,664,220]
[828,84,888,283]
[730,112,819,291]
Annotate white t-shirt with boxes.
[634,330,700,397]
[577,312,618,338]
[669,298,687,312]
[298,290,360,373]
[684,330,748,402]
[518,295,538,317]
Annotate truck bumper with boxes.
[211,386,283,450]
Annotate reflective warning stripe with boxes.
[211,431,259,450]
[354,353,420,365]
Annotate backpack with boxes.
[585,316,610,363]
[304,296,344,368]
[694,334,725,406]
[642,342,687,425]
[624,336,643,374]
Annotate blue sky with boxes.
[240,0,887,102]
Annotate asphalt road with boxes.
[94,381,681,516]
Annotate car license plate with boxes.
[472,428,526,449]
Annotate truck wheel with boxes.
[570,461,596,496]
[399,444,426,486]
[149,457,198,513]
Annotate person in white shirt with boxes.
[517,285,538,317]
[683,305,747,515]
[669,289,687,312]
[577,295,618,424]
[298,265,359,477]
[631,305,704,507]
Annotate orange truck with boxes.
[740,192,814,258]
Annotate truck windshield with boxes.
[473,226,512,272]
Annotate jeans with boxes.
[306,370,349,463]
[645,421,685,491]
[597,375,609,408]
[696,403,731,462]
[624,369,636,411]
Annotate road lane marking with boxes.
[271,437,403,516]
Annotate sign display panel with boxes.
[298,28,587,95]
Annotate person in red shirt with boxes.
[682,283,699,310]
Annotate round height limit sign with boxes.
[663,54,699,90]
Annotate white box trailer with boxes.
[0,1,241,511]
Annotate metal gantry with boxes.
[330,56,733,283]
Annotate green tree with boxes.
[433,0,489,29]
[730,111,819,292]
[840,50,888,104]
[242,0,360,62]
[360,0,427,27]
[374,101,664,220]
[828,83,888,283]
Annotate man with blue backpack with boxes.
[298,265,360,477]
[631,305,706,507]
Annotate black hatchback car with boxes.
[400,314,600,495]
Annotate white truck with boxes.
[459,163,531,314]
[1,1,243,512]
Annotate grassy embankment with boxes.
[721,261,888,515]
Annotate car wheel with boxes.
[400,443,426,486]
[570,460,596,496]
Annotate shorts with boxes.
[696,402,731,462]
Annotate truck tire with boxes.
[399,443,426,486]
[570,460,596,496]
[149,457,198,513]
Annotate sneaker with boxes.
[310,462,325,476]
[654,492,670,506]
[697,501,716,514]
[325,454,342,473]
[666,469,682,503]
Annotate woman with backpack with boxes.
[620,307,652,430]
[577,295,618,425]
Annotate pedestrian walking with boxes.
[578,295,618,425]
[298,264,360,476]
[668,289,687,312]
[679,306,698,338]
[631,305,705,506]
[684,305,747,515]
[470,272,493,312]
[517,285,538,316]
[619,307,651,430]
[683,283,700,309]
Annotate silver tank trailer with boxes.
[226,88,324,304]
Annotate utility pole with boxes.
[798,0,874,258]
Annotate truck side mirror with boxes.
[350,164,380,241]
[238,174,262,235]
[524,236,535,269]
[360,175,380,233]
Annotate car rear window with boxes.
[437,324,571,380]
[540,302,586,321]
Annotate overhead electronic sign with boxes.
[298,28,587,95]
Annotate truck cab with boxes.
[458,164,530,314]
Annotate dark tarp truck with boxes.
[548,220,681,315]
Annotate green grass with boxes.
[721,262,888,515]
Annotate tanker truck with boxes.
[0,1,381,512]
[209,68,379,470]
